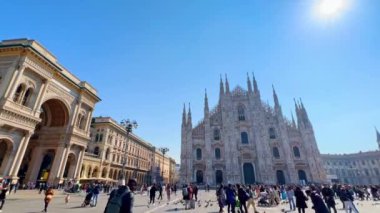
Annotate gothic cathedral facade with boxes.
[180,75,326,185]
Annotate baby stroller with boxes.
[258,193,270,207]
[81,192,94,207]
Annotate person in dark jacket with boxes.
[237,184,249,213]
[0,184,9,212]
[294,186,308,213]
[225,184,237,213]
[104,179,137,213]
[321,185,337,213]
[310,186,329,213]
[149,184,157,205]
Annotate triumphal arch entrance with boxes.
[0,39,100,185]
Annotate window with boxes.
[215,148,221,159]
[374,168,379,175]
[213,129,220,140]
[293,146,301,158]
[272,147,280,158]
[237,105,245,121]
[22,88,33,106]
[99,134,103,142]
[269,127,276,139]
[196,148,202,160]
[94,147,99,155]
[241,132,249,144]
[95,134,99,142]
[372,160,376,165]
[13,84,25,102]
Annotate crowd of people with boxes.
[214,183,380,213]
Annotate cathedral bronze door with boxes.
[215,170,223,184]
[196,170,203,184]
[298,170,308,183]
[243,163,255,184]
[276,170,286,184]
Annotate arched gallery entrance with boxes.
[0,139,13,175]
[18,99,70,184]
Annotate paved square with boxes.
[2,190,380,213]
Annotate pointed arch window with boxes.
[293,146,301,158]
[196,148,202,160]
[269,127,276,139]
[241,132,249,144]
[237,105,246,121]
[215,148,221,159]
[272,147,280,159]
[213,129,220,140]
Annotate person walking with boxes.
[104,179,137,213]
[182,184,191,210]
[149,183,157,205]
[294,186,308,213]
[193,184,198,201]
[321,185,337,213]
[225,184,237,213]
[216,184,226,213]
[340,186,359,213]
[0,184,9,213]
[237,184,249,213]
[310,186,329,213]
[42,187,54,212]
[157,184,163,200]
[92,184,100,207]
[165,183,171,203]
[287,186,296,211]
[246,185,259,213]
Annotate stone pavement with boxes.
[2,189,380,213]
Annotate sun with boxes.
[316,0,349,19]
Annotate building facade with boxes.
[0,39,100,185]
[322,130,380,185]
[82,117,176,185]
[180,75,326,185]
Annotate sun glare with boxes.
[316,0,349,19]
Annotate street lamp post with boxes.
[120,119,138,185]
[159,147,169,184]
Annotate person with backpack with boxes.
[104,179,137,213]
[182,184,191,210]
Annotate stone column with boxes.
[3,64,26,100]
[7,132,32,177]
[25,147,44,183]
[48,146,66,184]
[74,148,85,180]
[32,79,50,115]
[84,109,93,132]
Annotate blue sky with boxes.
[2,0,379,162]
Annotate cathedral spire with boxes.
[247,73,252,94]
[291,111,296,127]
[225,74,230,94]
[376,127,380,150]
[204,89,209,115]
[252,72,260,96]
[272,84,280,107]
[182,103,187,126]
[219,75,225,96]
[272,84,282,115]
[187,103,192,127]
